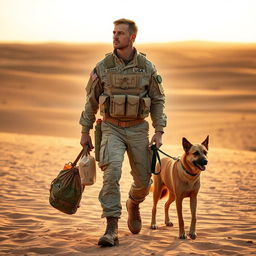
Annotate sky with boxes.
[0,0,256,43]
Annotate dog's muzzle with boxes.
[193,158,208,171]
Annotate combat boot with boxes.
[126,198,142,234]
[98,217,119,246]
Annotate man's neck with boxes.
[116,47,135,61]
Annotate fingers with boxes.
[80,133,94,150]
[149,134,163,149]
[155,141,162,149]
[87,137,94,151]
[148,137,155,149]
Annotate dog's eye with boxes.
[203,150,208,155]
[193,151,199,156]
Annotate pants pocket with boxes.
[126,95,140,118]
[110,95,126,117]
[99,136,109,170]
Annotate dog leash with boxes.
[151,145,180,175]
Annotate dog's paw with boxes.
[188,232,197,240]
[165,221,173,227]
[178,234,187,239]
[150,224,158,230]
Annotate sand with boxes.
[0,42,255,255]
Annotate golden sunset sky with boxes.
[0,0,256,43]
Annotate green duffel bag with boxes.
[49,148,85,214]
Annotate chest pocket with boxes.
[108,73,140,89]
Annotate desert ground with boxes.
[0,42,255,255]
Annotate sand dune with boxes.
[0,42,256,255]
[0,132,255,255]
[0,42,255,149]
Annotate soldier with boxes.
[80,18,166,246]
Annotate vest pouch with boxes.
[139,97,151,118]
[126,95,140,118]
[99,95,109,117]
[110,95,126,117]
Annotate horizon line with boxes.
[0,39,256,45]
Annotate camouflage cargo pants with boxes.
[98,120,152,218]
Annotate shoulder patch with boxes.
[90,68,98,82]
[156,75,162,83]
[152,73,164,95]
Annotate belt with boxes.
[103,117,145,128]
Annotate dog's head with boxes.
[182,136,209,172]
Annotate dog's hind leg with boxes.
[164,192,175,227]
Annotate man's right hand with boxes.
[80,133,94,151]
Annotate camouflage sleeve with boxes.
[148,67,167,133]
[79,68,103,133]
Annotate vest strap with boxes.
[104,54,116,69]
[103,52,147,70]
[137,54,147,70]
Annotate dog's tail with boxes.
[160,187,168,199]
[150,162,169,199]
[150,184,168,199]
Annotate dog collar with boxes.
[179,160,198,177]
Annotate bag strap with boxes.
[72,145,89,167]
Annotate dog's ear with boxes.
[201,135,209,150]
[182,137,193,153]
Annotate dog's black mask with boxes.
[193,158,208,171]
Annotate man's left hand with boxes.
[148,132,163,149]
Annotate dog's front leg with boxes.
[189,194,197,239]
[176,196,186,239]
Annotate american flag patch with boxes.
[90,68,98,82]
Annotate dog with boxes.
[150,136,209,239]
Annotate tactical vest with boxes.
[98,52,152,120]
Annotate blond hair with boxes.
[113,18,138,35]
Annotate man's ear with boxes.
[201,135,209,150]
[182,137,192,153]
[131,33,136,41]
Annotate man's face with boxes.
[113,24,135,49]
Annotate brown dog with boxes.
[150,136,209,239]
